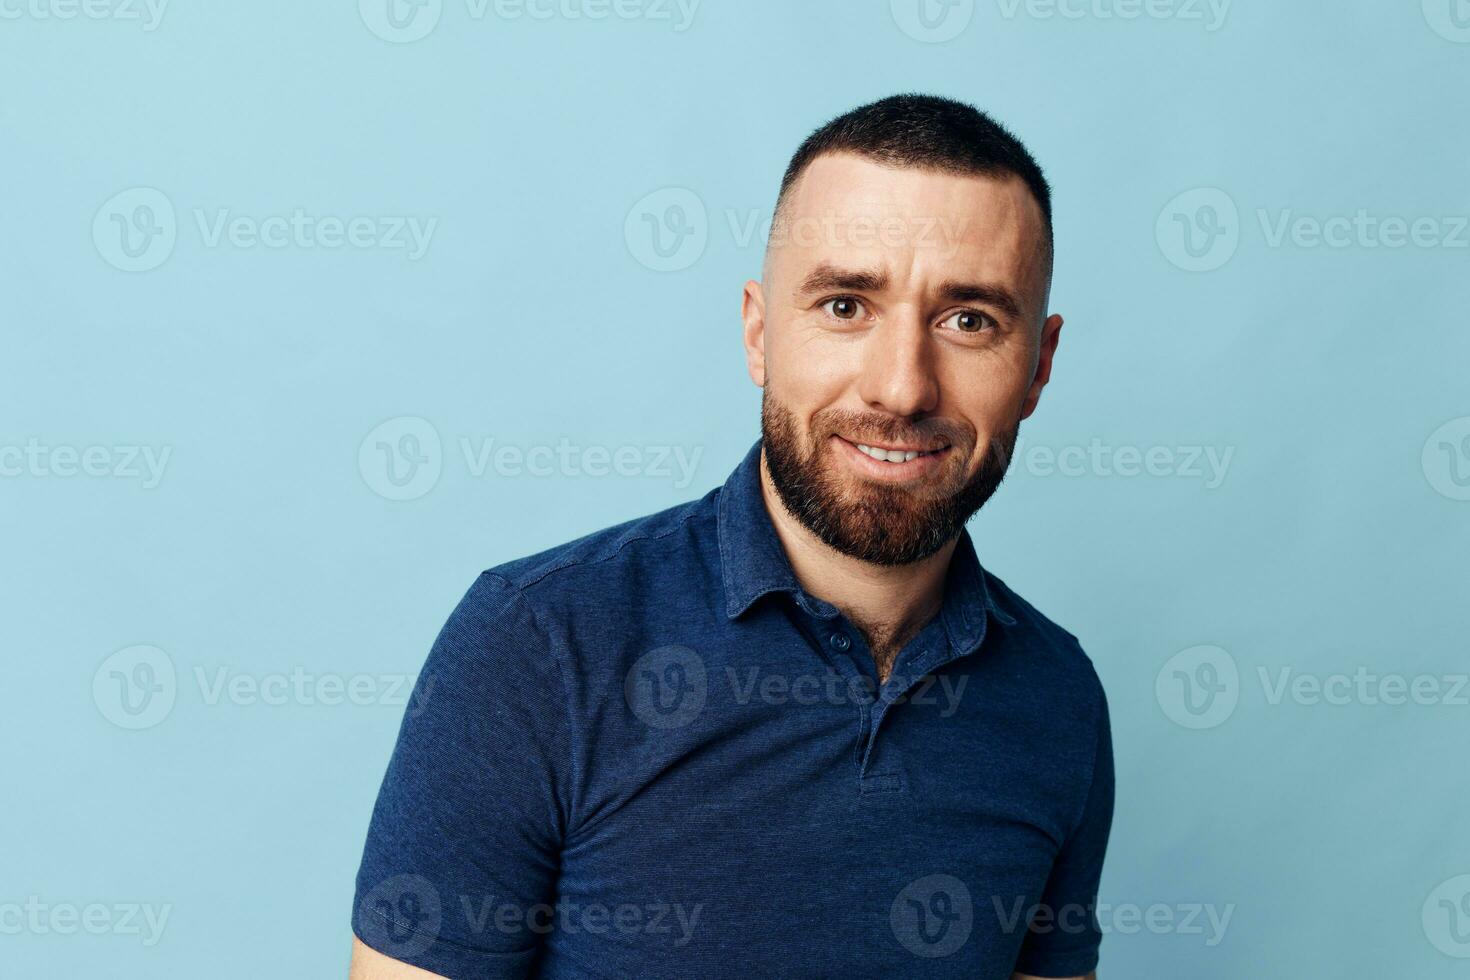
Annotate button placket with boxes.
[786,604,876,774]
[861,618,970,773]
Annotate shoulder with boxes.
[982,567,1108,713]
[435,488,721,657]
[486,487,719,596]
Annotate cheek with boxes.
[767,326,856,408]
[936,349,1033,430]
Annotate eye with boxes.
[822,296,866,321]
[939,309,997,334]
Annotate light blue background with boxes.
[3,1,1468,976]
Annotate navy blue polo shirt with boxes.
[353,439,1113,979]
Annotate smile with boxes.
[854,442,943,463]
[831,435,952,479]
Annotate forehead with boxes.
[772,152,1050,304]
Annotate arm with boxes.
[350,937,448,979]
[348,573,570,979]
[1010,683,1115,979]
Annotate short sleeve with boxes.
[1012,687,1115,977]
[352,572,571,979]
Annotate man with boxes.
[350,93,1113,979]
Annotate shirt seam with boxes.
[502,501,710,597]
[484,570,581,842]
[1062,666,1109,842]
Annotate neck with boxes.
[759,449,954,676]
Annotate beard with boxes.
[760,391,1019,566]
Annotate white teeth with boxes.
[856,443,926,463]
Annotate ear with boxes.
[741,278,768,388]
[1019,313,1063,421]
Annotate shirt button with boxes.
[828,632,852,652]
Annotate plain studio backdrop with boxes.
[2,1,1467,976]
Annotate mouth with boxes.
[852,440,948,463]
[831,434,952,480]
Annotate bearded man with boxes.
[350,93,1114,980]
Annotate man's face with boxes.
[742,152,1063,565]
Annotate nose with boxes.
[854,312,940,420]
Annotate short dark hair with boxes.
[773,93,1053,253]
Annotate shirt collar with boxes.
[716,439,1016,652]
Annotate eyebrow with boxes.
[796,262,1025,322]
[798,263,888,296]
